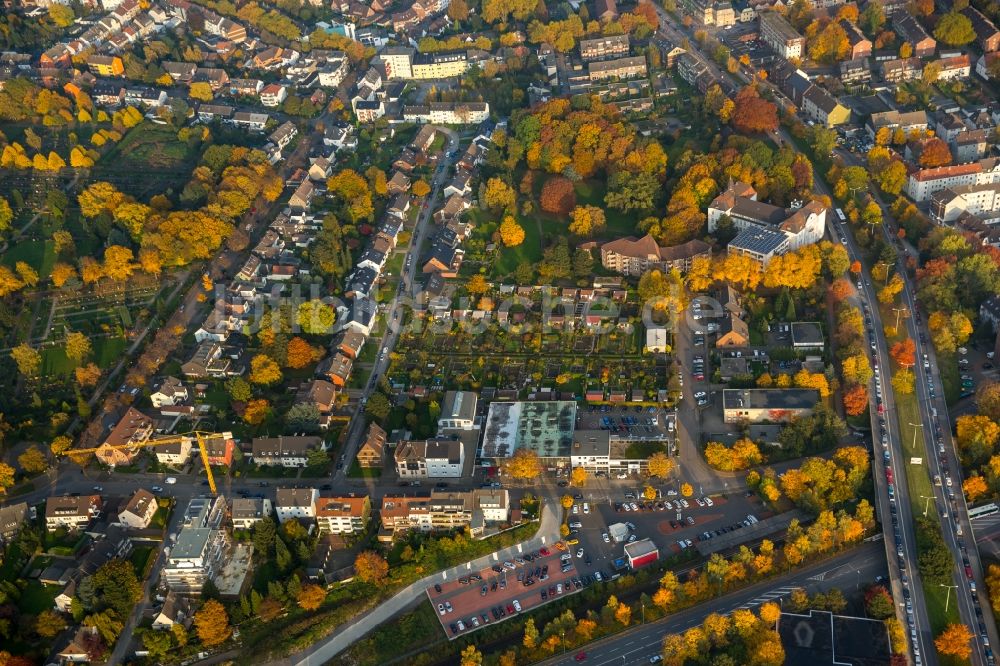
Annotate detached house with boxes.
[118,489,158,529]
[150,376,188,408]
[334,328,366,359]
[231,497,273,530]
[356,423,387,468]
[96,407,155,467]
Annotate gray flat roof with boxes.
[722,389,820,410]
[790,322,824,346]
[172,527,211,560]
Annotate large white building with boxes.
[907,158,1000,202]
[402,102,490,125]
[759,11,806,59]
[930,183,1000,224]
[161,496,230,595]
[708,181,827,254]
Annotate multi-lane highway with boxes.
[831,212,935,665]
[536,542,887,666]
[874,194,1000,665]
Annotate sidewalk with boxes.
[269,502,561,666]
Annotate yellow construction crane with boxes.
[62,431,229,495]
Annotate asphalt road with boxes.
[861,170,1000,664]
[536,541,888,666]
[835,211,935,665]
[331,126,460,484]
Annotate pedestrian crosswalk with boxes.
[735,586,798,610]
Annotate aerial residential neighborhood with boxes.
[1,0,1000,664]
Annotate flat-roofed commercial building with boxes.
[722,389,819,423]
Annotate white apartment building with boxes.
[906,158,1000,202]
[708,181,827,252]
[230,498,272,530]
[930,183,1000,224]
[395,439,465,478]
[275,488,319,524]
[315,495,371,534]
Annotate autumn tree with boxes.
[354,551,389,583]
[103,245,136,281]
[411,179,431,197]
[286,337,320,369]
[249,354,282,385]
[571,466,587,486]
[809,21,850,63]
[50,435,74,456]
[65,331,93,362]
[17,446,47,474]
[842,383,869,416]
[498,215,526,247]
[647,452,675,478]
[681,482,693,497]
[0,462,14,493]
[482,177,516,211]
[11,343,41,377]
[296,300,336,335]
[466,274,489,296]
[919,138,952,168]
[568,205,607,237]
[50,262,77,287]
[506,448,542,480]
[731,86,778,134]
[195,599,232,646]
[889,338,915,368]
[296,583,326,611]
[189,82,213,102]
[977,382,1000,422]
[540,176,576,214]
[75,363,101,387]
[963,475,988,502]
[935,623,973,659]
[243,399,271,425]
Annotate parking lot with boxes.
[576,405,673,441]
[427,545,605,639]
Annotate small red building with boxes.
[624,539,659,569]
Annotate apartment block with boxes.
[315,495,371,534]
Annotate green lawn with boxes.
[40,335,126,376]
[19,581,61,615]
[129,546,156,578]
[573,180,635,238]
[151,505,170,530]
[494,215,542,275]
[3,239,56,279]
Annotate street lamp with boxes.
[920,495,934,518]
[875,261,892,286]
[940,584,959,613]
[908,422,923,454]
[892,306,909,333]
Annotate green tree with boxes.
[934,11,976,46]
[365,392,392,422]
[226,377,252,403]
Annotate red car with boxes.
[539,547,550,556]
[575,653,587,662]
